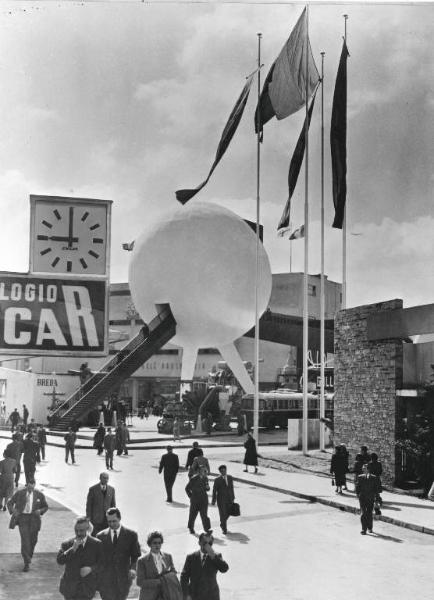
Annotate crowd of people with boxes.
[0,412,247,600]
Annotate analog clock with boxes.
[30,195,111,275]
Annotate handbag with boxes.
[374,501,382,516]
[229,502,240,517]
[160,571,183,600]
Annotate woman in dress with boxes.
[0,449,17,510]
[330,445,348,494]
[136,531,181,600]
[243,432,258,474]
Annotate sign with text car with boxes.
[0,272,108,356]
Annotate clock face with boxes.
[31,198,109,275]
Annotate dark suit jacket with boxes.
[7,488,48,530]
[181,551,228,600]
[159,453,179,476]
[185,475,209,502]
[136,551,176,600]
[97,526,141,597]
[212,476,235,507]
[86,484,116,526]
[23,438,40,464]
[185,448,203,469]
[57,535,104,599]
[103,434,117,452]
[356,473,380,501]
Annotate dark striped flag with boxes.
[277,88,318,235]
[176,74,255,205]
[331,40,349,229]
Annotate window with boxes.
[308,284,317,296]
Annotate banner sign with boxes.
[0,273,108,355]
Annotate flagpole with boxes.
[289,240,292,273]
[342,14,348,310]
[319,51,326,452]
[253,32,262,445]
[302,5,309,456]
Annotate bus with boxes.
[240,389,334,430]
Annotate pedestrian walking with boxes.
[159,445,179,503]
[173,417,181,442]
[180,531,229,600]
[57,516,104,600]
[85,472,116,535]
[119,422,130,455]
[188,454,210,479]
[8,408,20,432]
[368,452,383,506]
[0,450,17,510]
[7,479,48,571]
[37,425,47,460]
[23,432,40,483]
[185,466,211,535]
[353,454,364,492]
[211,465,235,535]
[136,530,182,600]
[243,432,258,474]
[96,508,141,600]
[22,404,29,427]
[355,463,381,535]
[104,428,117,470]
[330,445,348,494]
[360,445,371,465]
[5,433,23,487]
[93,423,106,456]
[205,412,213,436]
[185,442,203,470]
[64,427,77,464]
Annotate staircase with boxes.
[49,305,176,431]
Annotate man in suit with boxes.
[211,465,235,535]
[96,507,141,600]
[22,404,29,427]
[159,445,179,503]
[6,432,24,487]
[7,479,49,571]
[185,466,211,535]
[57,516,104,600]
[37,425,47,460]
[355,462,381,534]
[185,442,203,470]
[22,432,40,483]
[104,428,117,470]
[86,472,116,535]
[65,427,77,464]
[181,531,228,600]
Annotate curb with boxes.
[223,472,434,537]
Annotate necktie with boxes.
[201,555,206,567]
[113,530,118,546]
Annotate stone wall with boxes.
[334,299,403,485]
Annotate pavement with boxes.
[2,419,434,600]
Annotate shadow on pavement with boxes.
[224,531,250,544]
[384,501,434,510]
[370,532,403,543]
[168,501,189,508]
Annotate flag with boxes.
[331,40,349,229]
[289,224,305,240]
[122,241,135,251]
[176,74,255,205]
[277,88,318,234]
[255,8,320,136]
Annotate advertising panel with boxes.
[0,272,108,355]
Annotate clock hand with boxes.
[68,206,74,248]
[48,236,79,242]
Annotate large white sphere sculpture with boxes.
[128,202,272,350]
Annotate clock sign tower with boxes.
[29,195,112,276]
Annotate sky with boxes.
[0,0,433,310]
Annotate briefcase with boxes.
[229,502,240,517]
